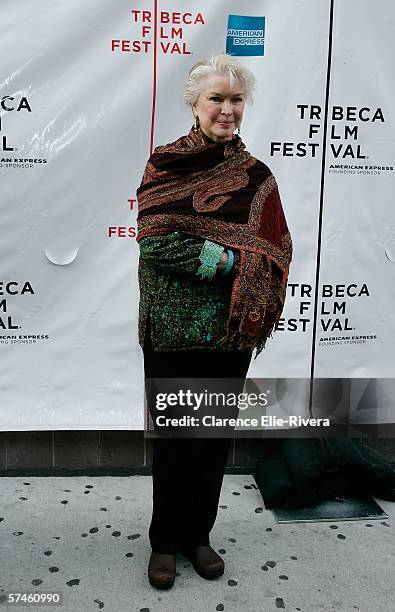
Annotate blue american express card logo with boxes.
[226,15,265,56]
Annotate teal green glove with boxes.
[196,240,224,281]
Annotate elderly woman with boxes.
[136,54,292,589]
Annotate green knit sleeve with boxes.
[138,232,205,275]
[139,232,236,279]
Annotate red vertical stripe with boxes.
[149,0,158,157]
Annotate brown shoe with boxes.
[180,545,224,579]
[148,552,176,589]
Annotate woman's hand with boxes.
[217,251,229,272]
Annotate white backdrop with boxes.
[1,0,394,430]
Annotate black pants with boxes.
[143,331,252,554]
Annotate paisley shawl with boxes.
[136,127,292,356]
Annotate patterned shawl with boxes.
[136,127,292,356]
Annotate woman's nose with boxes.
[220,100,233,114]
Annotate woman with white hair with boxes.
[137,53,292,589]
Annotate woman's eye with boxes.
[210,97,221,101]
[233,98,243,102]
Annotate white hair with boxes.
[184,53,256,106]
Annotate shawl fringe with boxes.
[218,322,278,359]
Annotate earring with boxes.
[193,115,200,133]
[237,126,241,136]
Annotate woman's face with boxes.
[192,75,246,143]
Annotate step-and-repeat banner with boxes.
[1,0,394,430]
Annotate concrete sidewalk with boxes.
[0,475,393,612]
